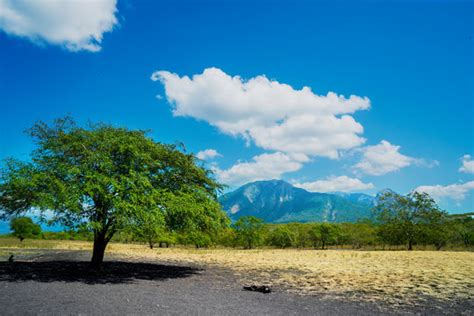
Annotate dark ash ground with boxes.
[0,249,471,315]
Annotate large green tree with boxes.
[0,118,228,268]
[374,191,447,250]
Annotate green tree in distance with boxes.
[0,118,228,268]
[267,225,295,248]
[310,223,335,250]
[233,216,264,249]
[10,216,41,242]
[446,213,474,248]
[134,209,165,249]
[374,190,447,250]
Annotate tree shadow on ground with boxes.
[0,261,199,284]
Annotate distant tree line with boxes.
[8,191,473,251]
[112,190,474,250]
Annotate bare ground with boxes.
[0,249,472,315]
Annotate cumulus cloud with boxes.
[354,140,428,176]
[196,149,221,160]
[459,155,474,174]
[214,152,308,187]
[415,181,474,202]
[0,0,118,52]
[152,67,370,159]
[294,175,374,193]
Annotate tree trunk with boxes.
[407,239,413,251]
[321,240,325,250]
[91,232,108,270]
[463,236,469,248]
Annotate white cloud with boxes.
[196,149,221,160]
[294,175,374,193]
[415,181,474,202]
[459,155,474,174]
[354,140,422,176]
[0,0,118,52]
[214,152,308,187]
[152,67,370,159]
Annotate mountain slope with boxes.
[219,180,377,223]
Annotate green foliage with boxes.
[448,213,474,248]
[184,231,212,248]
[159,190,229,237]
[157,231,177,248]
[133,209,165,249]
[285,223,312,248]
[307,223,336,249]
[267,226,296,248]
[0,118,228,266]
[233,216,265,249]
[10,217,41,242]
[216,228,239,248]
[311,223,337,249]
[42,230,93,241]
[374,191,448,250]
[340,221,377,249]
[5,214,471,250]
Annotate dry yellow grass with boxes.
[1,238,473,304]
[106,244,474,304]
[0,238,92,250]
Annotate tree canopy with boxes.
[233,216,265,249]
[10,216,41,242]
[0,118,228,267]
[374,190,447,250]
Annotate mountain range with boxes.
[219,180,384,223]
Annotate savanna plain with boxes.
[1,238,473,315]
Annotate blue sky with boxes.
[0,0,473,213]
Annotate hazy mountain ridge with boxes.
[219,180,379,223]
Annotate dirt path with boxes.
[0,250,471,315]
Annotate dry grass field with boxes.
[112,246,474,305]
[1,238,473,305]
